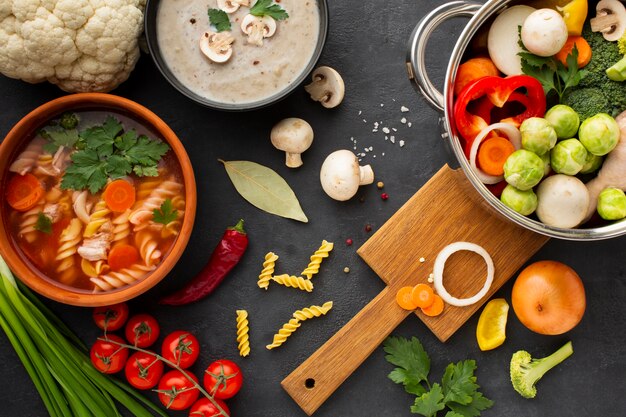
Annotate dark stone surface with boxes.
[0,1,625,416]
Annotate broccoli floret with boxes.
[562,87,610,120]
[510,341,573,399]
[59,112,79,130]
[619,31,626,56]
[568,25,626,116]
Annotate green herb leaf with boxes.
[208,8,232,32]
[34,213,52,234]
[220,160,308,223]
[153,199,178,225]
[411,383,446,416]
[250,0,289,20]
[384,336,430,384]
[133,165,159,177]
[445,412,466,417]
[447,392,494,417]
[441,360,478,406]
[59,113,79,130]
[41,128,80,153]
[123,135,169,167]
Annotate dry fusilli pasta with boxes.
[258,252,278,290]
[271,274,313,292]
[91,264,155,292]
[236,310,250,357]
[55,219,83,284]
[292,301,334,322]
[266,318,301,350]
[301,240,334,279]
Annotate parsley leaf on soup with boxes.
[250,0,289,20]
[153,199,178,225]
[34,213,52,234]
[41,128,80,153]
[208,8,232,32]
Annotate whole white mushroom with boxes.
[320,150,374,201]
[536,174,590,228]
[521,9,569,57]
[270,118,314,168]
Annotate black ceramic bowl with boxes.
[144,0,329,111]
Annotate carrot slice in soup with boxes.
[421,295,445,317]
[396,286,419,310]
[103,180,136,212]
[108,244,140,271]
[6,173,44,211]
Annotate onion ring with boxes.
[469,123,522,184]
[433,242,494,307]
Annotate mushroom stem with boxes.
[359,165,375,185]
[286,153,304,168]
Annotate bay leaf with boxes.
[219,160,309,223]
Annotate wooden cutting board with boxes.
[282,165,549,415]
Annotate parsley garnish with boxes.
[384,336,493,417]
[153,199,178,225]
[34,213,52,234]
[518,26,587,102]
[41,128,81,154]
[60,116,169,194]
[250,0,289,20]
[208,8,231,32]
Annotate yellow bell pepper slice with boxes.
[558,0,588,36]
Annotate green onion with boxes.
[0,255,167,417]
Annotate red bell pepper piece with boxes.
[453,75,546,148]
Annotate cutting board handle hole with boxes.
[304,378,316,389]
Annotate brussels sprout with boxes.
[597,187,626,220]
[520,117,558,155]
[539,151,552,176]
[503,149,545,190]
[578,113,620,156]
[550,139,588,175]
[579,152,603,174]
[501,184,538,215]
[545,104,580,139]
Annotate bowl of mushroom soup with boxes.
[145,0,329,111]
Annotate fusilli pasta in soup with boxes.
[2,110,186,292]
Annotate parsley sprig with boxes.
[250,0,289,20]
[518,27,587,102]
[384,336,493,417]
[208,8,231,32]
[34,213,52,234]
[60,116,169,194]
[153,199,178,225]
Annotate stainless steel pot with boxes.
[407,0,626,240]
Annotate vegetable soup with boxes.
[2,111,186,292]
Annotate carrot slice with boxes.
[411,283,435,309]
[555,36,592,69]
[108,244,139,271]
[477,136,515,176]
[421,295,445,317]
[6,173,44,212]
[396,286,419,310]
[103,180,136,212]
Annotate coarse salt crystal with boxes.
[408,122,412,127]
[382,127,390,134]
[392,127,398,132]
[399,140,405,147]
[390,135,395,141]
[401,106,409,112]
[419,257,425,263]
[363,119,367,123]
[358,110,362,115]
[401,117,407,124]
[382,152,385,156]
[369,146,373,151]
[385,136,388,140]
[380,103,384,107]
[390,137,395,144]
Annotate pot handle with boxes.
[407,1,482,112]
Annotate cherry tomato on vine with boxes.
[93,303,129,331]
[157,370,199,410]
[90,335,128,374]
[162,331,200,369]
[125,314,160,348]
[124,351,164,390]
[203,360,243,400]
[189,398,230,417]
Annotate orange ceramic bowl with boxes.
[0,93,196,306]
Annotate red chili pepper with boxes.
[454,75,546,149]
[159,219,248,306]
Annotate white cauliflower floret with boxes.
[0,0,146,92]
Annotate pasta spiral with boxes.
[292,301,334,322]
[271,274,313,292]
[55,219,83,284]
[129,179,183,229]
[34,153,59,178]
[112,210,131,244]
[135,230,162,266]
[266,318,301,350]
[301,240,334,279]
[81,258,110,278]
[9,137,45,175]
[84,200,111,237]
[19,200,45,243]
[72,191,93,224]
[258,252,278,290]
[236,310,250,357]
[135,177,162,201]
[91,264,155,292]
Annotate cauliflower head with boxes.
[0,0,146,92]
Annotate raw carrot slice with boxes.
[396,286,419,310]
[6,173,44,212]
[454,57,499,96]
[421,295,445,317]
[411,283,435,309]
[555,36,592,69]
[108,244,139,271]
[477,136,515,176]
[103,180,136,212]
